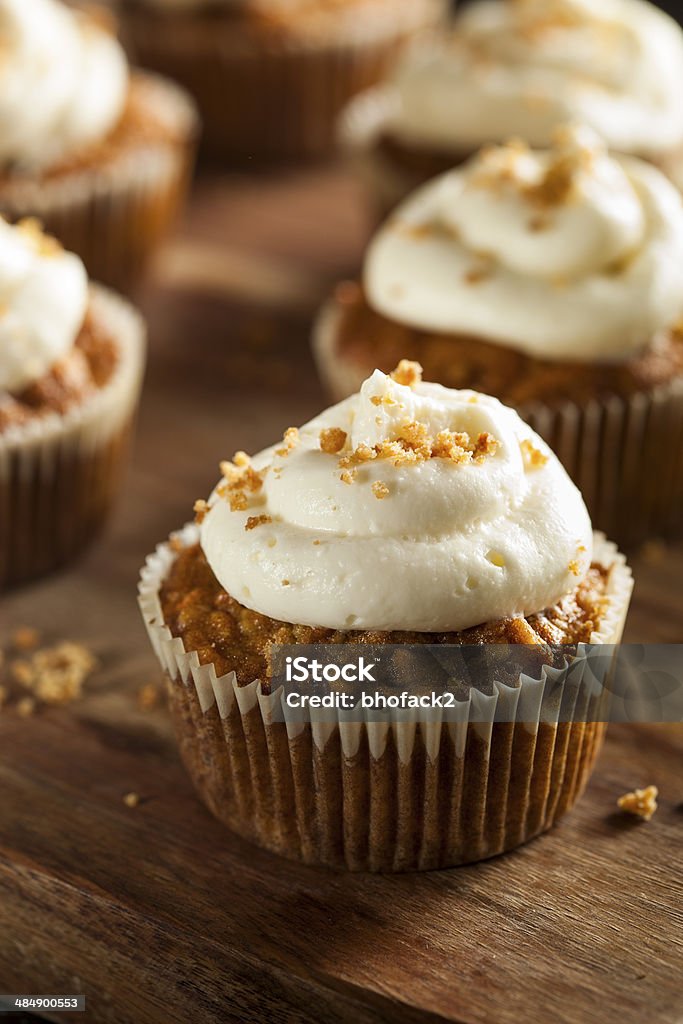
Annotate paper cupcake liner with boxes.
[313,300,683,548]
[138,524,632,871]
[120,2,443,163]
[0,285,146,589]
[0,73,197,293]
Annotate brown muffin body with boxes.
[331,284,683,407]
[118,0,444,163]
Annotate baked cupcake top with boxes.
[385,0,683,160]
[365,126,683,362]
[0,0,128,171]
[197,362,592,632]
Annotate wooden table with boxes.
[1,166,682,1024]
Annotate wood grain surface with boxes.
[0,166,681,1024]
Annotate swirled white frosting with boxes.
[200,368,593,631]
[0,0,129,170]
[388,0,683,159]
[0,218,88,393]
[365,127,683,362]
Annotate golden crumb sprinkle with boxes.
[193,499,209,524]
[276,427,300,458]
[617,785,658,821]
[229,492,248,512]
[339,423,499,472]
[10,659,33,688]
[319,427,348,455]
[520,438,549,470]
[340,468,356,485]
[137,684,159,711]
[372,481,390,500]
[17,217,63,258]
[568,560,581,577]
[233,451,251,467]
[390,359,423,387]
[12,627,40,651]
[245,514,272,531]
[123,792,140,809]
[281,579,290,587]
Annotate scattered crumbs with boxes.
[193,498,209,524]
[390,359,423,388]
[276,426,299,458]
[245,514,272,531]
[520,438,549,470]
[5,641,97,708]
[372,481,390,500]
[233,451,251,467]
[371,393,396,408]
[16,697,36,718]
[339,421,499,473]
[229,492,248,511]
[137,683,160,712]
[568,560,580,577]
[617,785,658,821]
[639,539,667,566]
[12,627,40,651]
[281,579,291,587]
[123,792,140,809]
[319,427,347,455]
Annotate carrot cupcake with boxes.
[0,0,198,291]
[139,362,632,871]
[116,0,444,164]
[341,0,683,217]
[0,217,145,588]
[314,126,683,546]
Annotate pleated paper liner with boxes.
[139,525,632,872]
[312,300,683,548]
[0,285,146,589]
[119,0,443,164]
[0,73,197,294]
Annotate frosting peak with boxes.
[0,0,129,170]
[199,366,593,632]
[365,129,683,362]
[388,0,683,159]
[0,218,88,393]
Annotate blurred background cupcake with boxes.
[0,217,146,588]
[0,0,198,292]
[139,363,633,871]
[341,0,683,218]
[314,126,683,547]
[112,0,446,164]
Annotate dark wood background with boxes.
[1,165,682,1024]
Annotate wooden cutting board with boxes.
[1,167,682,1024]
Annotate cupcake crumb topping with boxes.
[245,514,272,531]
[372,481,390,500]
[390,359,423,387]
[617,785,658,821]
[319,427,347,454]
[276,426,299,457]
[520,438,549,470]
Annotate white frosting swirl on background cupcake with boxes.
[365,127,683,362]
[388,0,683,159]
[0,0,129,170]
[200,366,593,632]
[0,218,88,393]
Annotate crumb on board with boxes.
[0,636,97,713]
[137,683,160,712]
[123,792,140,809]
[617,785,658,821]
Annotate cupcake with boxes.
[341,0,683,218]
[0,217,146,588]
[0,0,198,292]
[116,0,444,164]
[314,127,683,547]
[139,362,633,871]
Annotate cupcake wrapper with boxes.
[0,285,146,589]
[139,525,632,871]
[0,73,197,293]
[313,300,683,548]
[121,3,442,163]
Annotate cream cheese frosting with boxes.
[0,218,89,393]
[364,127,683,362]
[387,0,683,160]
[0,0,129,170]
[200,364,593,632]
